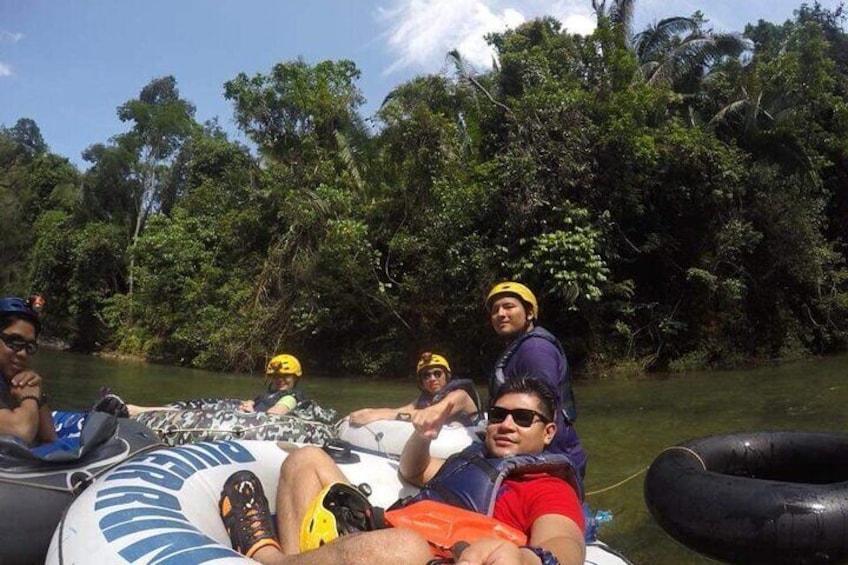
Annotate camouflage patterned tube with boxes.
[132,398,338,447]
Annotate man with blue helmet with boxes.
[0,296,56,445]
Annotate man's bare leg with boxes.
[245,445,433,565]
[276,445,350,554]
[252,527,433,565]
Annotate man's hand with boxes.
[239,399,255,412]
[456,537,536,565]
[412,400,454,440]
[10,382,42,400]
[10,370,42,389]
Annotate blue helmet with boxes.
[0,297,41,334]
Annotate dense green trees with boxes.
[2,3,846,378]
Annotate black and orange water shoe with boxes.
[219,470,282,558]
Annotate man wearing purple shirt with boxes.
[487,281,588,475]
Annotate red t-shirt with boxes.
[492,473,585,535]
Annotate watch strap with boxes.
[18,394,42,408]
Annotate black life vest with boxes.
[252,387,307,412]
[393,442,583,516]
[491,326,577,423]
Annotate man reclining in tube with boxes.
[347,351,481,427]
[218,375,586,565]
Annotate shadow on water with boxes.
[33,349,848,564]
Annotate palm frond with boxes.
[633,17,699,62]
[334,130,366,196]
[710,98,751,125]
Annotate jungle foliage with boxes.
[2,3,847,378]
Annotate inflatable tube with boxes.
[49,440,631,565]
[132,399,336,447]
[163,397,338,425]
[336,417,481,459]
[645,431,848,564]
[0,413,162,564]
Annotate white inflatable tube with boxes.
[47,440,630,564]
[336,417,482,459]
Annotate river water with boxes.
[32,348,848,564]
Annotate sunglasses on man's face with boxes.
[0,333,38,355]
[419,369,446,381]
[487,406,551,427]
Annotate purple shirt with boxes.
[500,331,587,474]
[505,337,566,394]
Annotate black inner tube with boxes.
[692,432,848,483]
[645,431,848,565]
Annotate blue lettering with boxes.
[153,546,237,565]
[100,506,185,530]
[216,440,256,463]
[92,441,260,562]
[105,463,184,490]
[119,531,226,563]
[169,445,215,469]
[95,486,180,511]
[142,452,198,479]
[181,443,229,465]
[105,517,195,542]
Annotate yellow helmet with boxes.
[299,482,375,552]
[416,352,451,376]
[265,354,303,378]
[486,281,539,319]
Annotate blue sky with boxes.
[1,0,843,169]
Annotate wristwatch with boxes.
[19,394,42,408]
[521,546,560,565]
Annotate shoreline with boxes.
[40,340,150,364]
[39,339,815,382]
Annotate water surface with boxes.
[33,349,848,564]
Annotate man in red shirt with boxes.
[219,376,585,564]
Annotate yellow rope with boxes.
[0,443,162,494]
[584,444,705,496]
[585,466,648,496]
[659,445,707,469]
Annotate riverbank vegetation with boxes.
[1,3,846,378]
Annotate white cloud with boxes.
[377,0,596,74]
[377,0,517,73]
[0,31,24,43]
[0,30,22,78]
[550,0,596,35]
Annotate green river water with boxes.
[32,348,848,564]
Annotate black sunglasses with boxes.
[419,369,446,381]
[0,333,38,355]
[488,406,551,427]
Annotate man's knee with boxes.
[280,445,334,480]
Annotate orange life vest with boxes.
[384,499,527,558]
